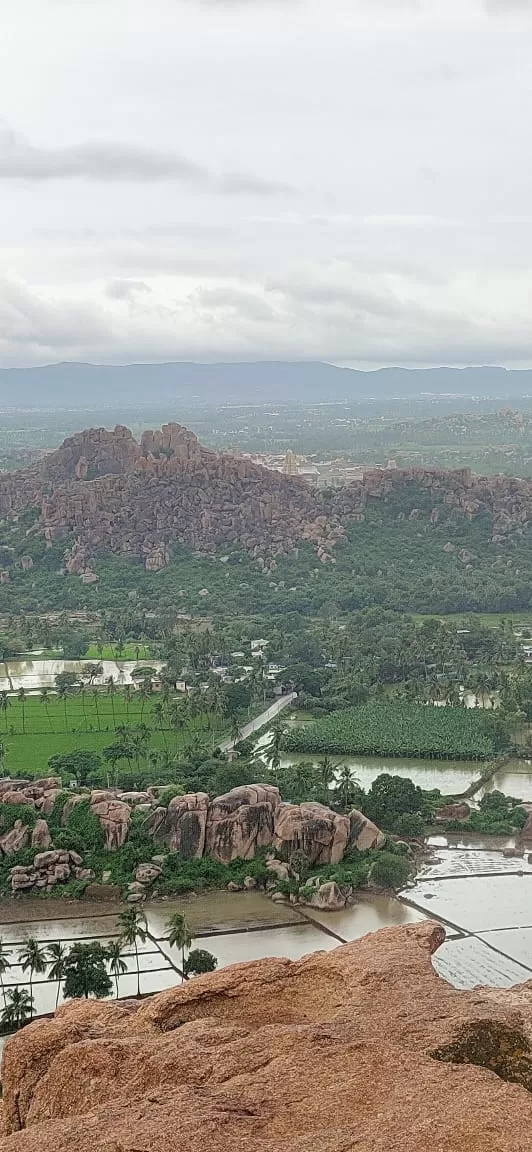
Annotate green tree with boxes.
[118,908,147,998]
[165,912,192,980]
[63,942,113,1000]
[0,938,12,1008]
[48,749,102,788]
[47,941,67,1008]
[19,937,48,1018]
[183,948,218,978]
[106,939,127,998]
[1,987,34,1032]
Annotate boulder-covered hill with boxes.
[2,421,532,580]
[2,921,532,1151]
[0,423,345,575]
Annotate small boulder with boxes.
[271,891,288,903]
[307,880,347,911]
[0,821,29,855]
[135,864,162,884]
[435,803,470,822]
[244,876,257,890]
[227,881,242,892]
[74,868,94,881]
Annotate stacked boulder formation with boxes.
[0,779,384,896]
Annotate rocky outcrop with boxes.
[331,464,532,543]
[4,922,532,1151]
[349,808,387,851]
[90,798,131,851]
[31,820,52,850]
[0,778,62,817]
[10,850,92,893]
[0,423,345,571]
[273,802,350,865]
[0,778,384,876]
[0,821,29,855]
[145,792,209,857]
[205,784,281,863]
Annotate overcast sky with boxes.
[1,0,532,368]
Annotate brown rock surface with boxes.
[145,792,210,857]
[205,785,281,863]
[4,923,532,1151]
[31,820,52,850]
[348,808,387,851]
[90,799,131,850]
[273,802,350,865]
[0,821,29,855]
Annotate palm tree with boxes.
[47,942,68,1008]
[0,690,10,732]
[79,686,88,730]
[46,944,68,1009]
[1,987,34,1032]
[56,682,71,730]
[40,687,53,731]
[0,740,5,775]
[92,687,101,732]
[124,684,133,723]
[264,719,285,772]
[19,937,48,1018]
[318,756,337,804]
[336,765,361,814]
[165,912,192,981]
[106,676,117,728]
[230,716,242,745]
[117,908,147,998]
[106,939,127,998]
[17,687,26,734]
[0,938,11,1007]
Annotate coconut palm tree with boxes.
[106,939,127,998]
[0,938,12,1007]
[165,912,192,981]
[17,686,26,734]
[106,676,117,728]
[336,765,361,814]
[263,719,285,772]
[1,987,34,1032]
[19,937,48,1018]
[117,908,147,998]
[0,690,10,732]
[40,687,53,731]
[92,687,101,732]
[47,942,68,1008]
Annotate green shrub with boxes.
[370,852,411,890]
[0,803,38,832]
[66,799,105,851]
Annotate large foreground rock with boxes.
[3,923,532,1151]
[273,802,350,865]
[205,784,281,863]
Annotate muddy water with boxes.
[0,889,428,1022]
[0,658,162,693]
[263,746,482,794]
[402,843,532,988]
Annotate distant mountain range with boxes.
[1,361,532,408]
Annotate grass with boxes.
[0,693,225,775]
[82,643,153,660]
[412,612,532,631]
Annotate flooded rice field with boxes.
[0,658,162,693]
[402,843,532,988]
